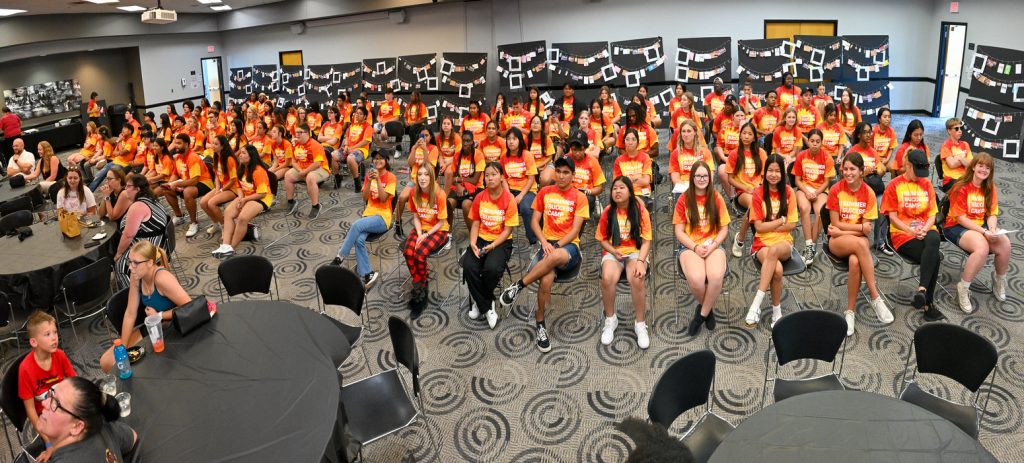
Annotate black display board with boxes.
[968,45,1024,110]
[840,35,889,82]
[440,52,487,100]
[397,53,438,92]
[280,65,305,104]
[608,37,666,87]
[960,98,1024,161]
[794,35,843,83]
[676,37,731,84]
[251,65,278,95]
[305,65,334,107]
[737,39,790,85]
[549,41,611,86]
[497,41,548,91]
[362,58,397,93]
[228,67,249,102]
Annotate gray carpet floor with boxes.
[1,115,1021,462]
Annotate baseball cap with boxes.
[567,129,589,148]
[906,149,929,178]
[553,156,576,172]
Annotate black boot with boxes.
[704,308,716,330]
[333,173,342,190]
[410,283,427,319]
[687,304,704,336]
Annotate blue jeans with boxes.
[512,190,537,244]
[338,215,388,276]
[89,162,117,191]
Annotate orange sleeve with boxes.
[595,207,611,241]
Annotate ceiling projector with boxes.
[141,8,177,24]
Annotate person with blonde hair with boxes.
[100,240,190,373]
[33,140,66,192]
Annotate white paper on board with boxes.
[810,49,825,67]
[982,116,1001,135]
[1004,140,1020,159]
[376,62,386,74]
[625,72,640,88]
[426,77,438,91]
[601,64,617,82]
[459,84,472,98]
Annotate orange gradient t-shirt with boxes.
[945,182,998,228]
[793,149,836,191]
[672,192,731,244]
[596,204,653,255]
[827,180,877,227]
[533,185,589,245]
[409,189,450,232]
[726,149,768,191]
[880,175,937,250]
[470,189,520,242]
[750,186,798,252]
[363,170,398,227]
[614,151,654,196]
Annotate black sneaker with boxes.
[687,313,705,336]
[394,221,405,240]
[287,200,298,214]
[923,306,945,322]
[353,180,362,193]
[912,290,927,311]
[333,174,342,190]
[704,308,716,330]
[308,204,321,219]
[331,256,343,266]
[802,244,816,266]
[536,324,551,353]
[363,271,379,289]
[499,282,523,306]
[878,243,895,256]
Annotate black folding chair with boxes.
[0,292,23,362]
[898,323,998,439]
[104,287,146,339]
[885,228,952,310]
[648,350,733,463]
[0,353,30,460]
[0,196,33,217]
[761,309,847,408]
[47,182,61,204]
[217,255,278,301]
[817,203,878,311]
[162,220,182,274]
[0,210,32,235]
[315,265,371,372]
[340,317,439,460]
[55,257,114,342]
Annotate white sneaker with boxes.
[467,299,480,319]
[634,322,649,349]
[442,239,451,251]
[957,280,974,314]
[173,215,188,226]
[845,310,855,337]
[600,316,618,345]
[186,223,199,238]
[744,306,761,327]
[770,306,783,328]
[871,297,894,324]
[211,244,233,257]
[211,244,229,256]
[731,232,743,258]
[206,223,220,235]
[993,274,1007,302]
[485,304,499,329]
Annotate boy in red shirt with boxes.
[499,156,588,353]
[19,311,77,442]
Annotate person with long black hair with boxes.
[744,154,798,329]
[675,161,731,336]
[500,127,539,245]
[793,129,835,265]
[447,131,485,231]
[597,176,653,348]
[889,119,928,176]
[199,135,240,236]
[212,145,272,258]
[617,103,659,158]
[332,150,397,288]
[727,122,767,258]
[525,86,547,120]
[845,122,888,249]
[465,162,519,329]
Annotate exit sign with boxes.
[950,1,959,13]
[207,45,215,53]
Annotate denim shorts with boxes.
[942,224,969,246]
[535,241,581,273]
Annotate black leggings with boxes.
[896,230,942,303]
[463,238,512,312]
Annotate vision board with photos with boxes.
[607,37,666,87]
[497,41,548,90]
[3,79,82,120]
[676,37,731,84]
[961,44,1024,162]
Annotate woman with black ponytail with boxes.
[597,176,653,349]
[34,376,138,462]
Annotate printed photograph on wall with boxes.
[3,87,33,119]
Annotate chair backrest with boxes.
[936,195,950,234]
[0,210,32,234]
[267,170,278,197]
[771,310,846,366]
[314,265,364,316]
[0,291,14,328]
[105,287,145,336]
[0,353,30,432]
[47,182,62,204]
[934,154,944,182]
[388,316,421,395]
[163,219,177,255]
[217,255,274,297]
[62,257,113,306]
[914,323,998,392]
[0,196,33,216]
[818,202,831,231]
[647,350,716,428]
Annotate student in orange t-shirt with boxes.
[588,100,616,154]
[674,161,731,336]
[599,85,623,127]
[212,144,273,258]
[461,100,490,145]
[284,124,330,218]
[525,86,547,120]
[464,162,519,328]
[726,123,767,258]
[502,97,531,136]
[792,129,836,265]
[498,156,588,353]
[317,106,343,156]
[670,119,716,195]
[141,138,174,189]
[704,77,729,120]
[772,107,804,163]
[402,164,449,318]
[576,110,604,159]
[333,150,396,288]
[615,128,654,200]
[838,89,862,141]
[712,103,746,197]
[668,91,706,149]
[739,80,761,115]
[305,107,323,136]
[812,83,832,115]
[872,108,898,167]
[775,72,801,110]
[478,120,507,164]
[527,115,557,188]
[448,131,486,231]
[617,103,660,157]
[637,85,662,128]
[340,106,373,192]
[752,91,781,141]
[567,130,606,213]
[404,91,429,143]
[816,103,848,160]
[826,152,893,335]
[667,83,686,114]
[744,154,798,329]
[939,117,973,192]
[845,122,888,249]
[199,135,239,238]
[890,119,929,175]
[267,125,293,185]
[436,116,462,189]
[557,83,585,126]
[943,152,1010,312]
[394,127,441,238]
[110,125,139,170]
[597,176,653,348]
[491,93,508,129]
[161,133,214,238]
[881,149,944,320]
[795,88,821,139]
[500,128,539,245]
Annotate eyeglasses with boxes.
[951,126,963,131]
[46,386,83,421]
[693,174,710,180]
[128,258,149,267]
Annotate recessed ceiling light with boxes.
[117,5,146,11]
[210,5,232,10]
[84,0,120,4]
[197,0,222,4]
[0,8,27,16]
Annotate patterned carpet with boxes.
[2,115,1021,462]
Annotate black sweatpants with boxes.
[463,238,512,313]
[896,230,942,303]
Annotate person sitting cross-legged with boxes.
[332,150,397,289]
[284,123,330,219]
[499,156,588,353]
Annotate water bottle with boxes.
[113,339,132,380]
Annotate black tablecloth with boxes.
[123,301,352,463]
[0,220,114,312]
[9,121,85,152]
[710,390,997,462]
[0,179,36,206]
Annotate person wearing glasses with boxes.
[33,377,139,462]
[939,118,973,193]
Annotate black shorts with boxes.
[450,190,479,205]
[177,182,212,197]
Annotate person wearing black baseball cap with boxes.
[498,153,588,353]
[880,149,944,321]
[567,128,605,213]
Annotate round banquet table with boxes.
[709,390,997,462]
[0,219,114,312]
[122,301,352,463]
[0,177,37,205]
